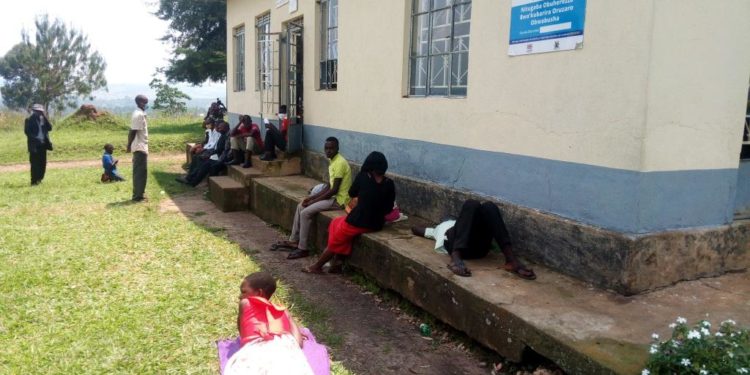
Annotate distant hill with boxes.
[0,82,226,115]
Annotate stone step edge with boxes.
[248,175,630,375]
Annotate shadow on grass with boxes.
[106,199,139,208]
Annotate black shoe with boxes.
[259,153,276,161]
[242,160,252,168]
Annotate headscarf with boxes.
[361,151,388,175]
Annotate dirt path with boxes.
[160,189,495,375]
[0,153,185,173]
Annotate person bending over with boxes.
[412,200,536,279]
[279,137,353,260]
[224,272,313,375]
[301,151,395,274]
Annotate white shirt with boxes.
[205,129,221,150]
[424,220,456,254]
[130,108,149,154]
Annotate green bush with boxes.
[644,317,749,375]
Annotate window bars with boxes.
[320,0,338,89]
[409,0,472,97]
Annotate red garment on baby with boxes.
[239,296,293,346]
[326,215,373,255]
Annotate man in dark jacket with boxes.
[24,104,53,185]
[176,121,231,186]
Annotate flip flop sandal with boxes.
[269,242,297,251]
[447,261,472,277]
[301,266,325,274]
[503,264,537,280]
[287,249,310,260]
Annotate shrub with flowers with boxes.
[643,317,749,375]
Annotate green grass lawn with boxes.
[0,111,205,165]
[0,162,352,374]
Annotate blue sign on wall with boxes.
[508,0,587,56]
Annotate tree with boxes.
[155,0,226,84]
[149,75,191,115]
[0,15,107,113]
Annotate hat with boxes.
[31,104,44,112]
[263,118,271,125]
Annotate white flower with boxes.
[729,352,734,358]
[676,316,687,324]
[738,368,748,374]
[671,340,681,348]
[681,358,691,367]
[716,332,724,337]
[722,319,736,326]
[700,370,708,375]
[651,333,659,340]
[649,345,658,354]
[701,328,710,336]
[687,330,701,339]
[669,323,677,328]
[701,321,711,327]
[641,369,651,375]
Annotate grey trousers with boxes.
[289,197,339,251]
[132,151,148,200]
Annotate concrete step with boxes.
[227,165,264,187]
[247,174,750,375]
[208,176,248,212]
[251,155,302,177]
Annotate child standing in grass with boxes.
[224,272,313,375]
[101,144,125,182]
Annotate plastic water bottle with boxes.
[419,323,431,337]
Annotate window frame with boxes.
[408,0,472,97]
[233,25,246,92]
[255,13,272,92]
[319,0,338,90]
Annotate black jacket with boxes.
[346,172,396,231]
[24,112,53,153]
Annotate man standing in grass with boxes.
[127,95,149,202]
[24,104,53,186]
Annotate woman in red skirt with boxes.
[302,151,396,274]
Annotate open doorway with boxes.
[281,18,303,152]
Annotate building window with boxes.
[233,26,245,92]
[320,0,338,90]
[256,13,272,91]
[409,0,472,97]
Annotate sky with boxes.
[0,0,224,97]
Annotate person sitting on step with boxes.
[259,105,289,161]
[411,200,536,279]
[176,121,230,186]
[301,151,395,274]
[276,137,353,261]
[227,115,264,168]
